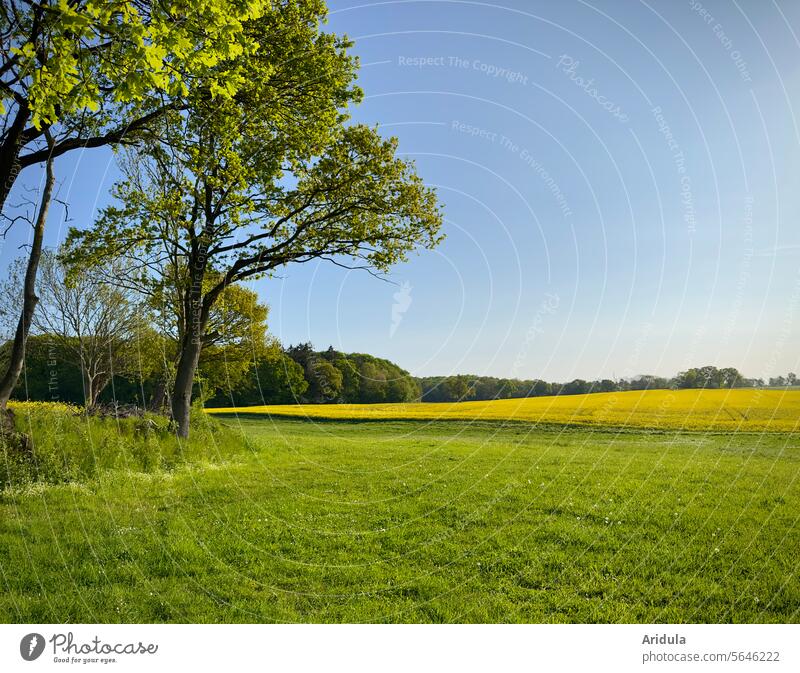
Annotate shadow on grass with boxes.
[207,411,771,436]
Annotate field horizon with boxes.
[207,388,800,433]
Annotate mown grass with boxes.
[1,415,798,623]
[207,389,800,432]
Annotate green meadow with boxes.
[1,413,798,623]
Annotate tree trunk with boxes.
[149,376,168,413]
[82,369,93,410]
[171,281,207,437]
[89,379,101,409]
[171,331,204,438]
[0,104,30,215]
[82,370,106,410]
[91,374,111,409]
[170,215,217,437]
[0,141,55,433]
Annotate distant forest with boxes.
[2,337,794,409]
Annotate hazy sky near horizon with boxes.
[2,0,800,381]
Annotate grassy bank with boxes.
[2,416,798,622]
[206,389,800,432]
[1,402,251,490]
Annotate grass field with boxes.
[2,412,798,623]
[207,388,800,432]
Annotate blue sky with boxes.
[3,0,800,381]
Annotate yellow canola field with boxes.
[207,388,800,432]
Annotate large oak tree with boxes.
[64,2,443,436]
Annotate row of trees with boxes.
[4,319,792,408]
[416,366,791,403]
[0,0,443,439]
[0,335,419,407]
[765,373,798,387]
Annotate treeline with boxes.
[7,329,790,409]
[219,357,777,407]
[0,336,422,408]
[418,366,790,403]
[207,343,419,406]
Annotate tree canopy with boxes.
[0,0,274,210]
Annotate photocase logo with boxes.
[390,281,412,337]
[556,54,629,123]
[20,633,45,661]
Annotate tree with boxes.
[305,356,343,403]
[285,343,316,370]
[719,367,743,388]
[208,341,307,406]
[385,372,419,402]
[142,271,270,411]
[469,377,495,400]
[0,0,268,212]
[673,369,698,389]
[598,379,617,393]
[561,379,589,395]
[258,346,309,405]
[531,379,553,397]
[64,5,443,437]
[695,365,722,388]
[189,283,269,403]
[0,334,85,404]
[332,353,361,401]
[1,250,145,408]
[358,360,388,403]
[442,376,471,402]
[289,349,419,403]
[0,138,53,435]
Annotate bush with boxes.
[0,402,251,490]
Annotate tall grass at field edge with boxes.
[0,402,252,490]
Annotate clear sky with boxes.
[2,0,800,381]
